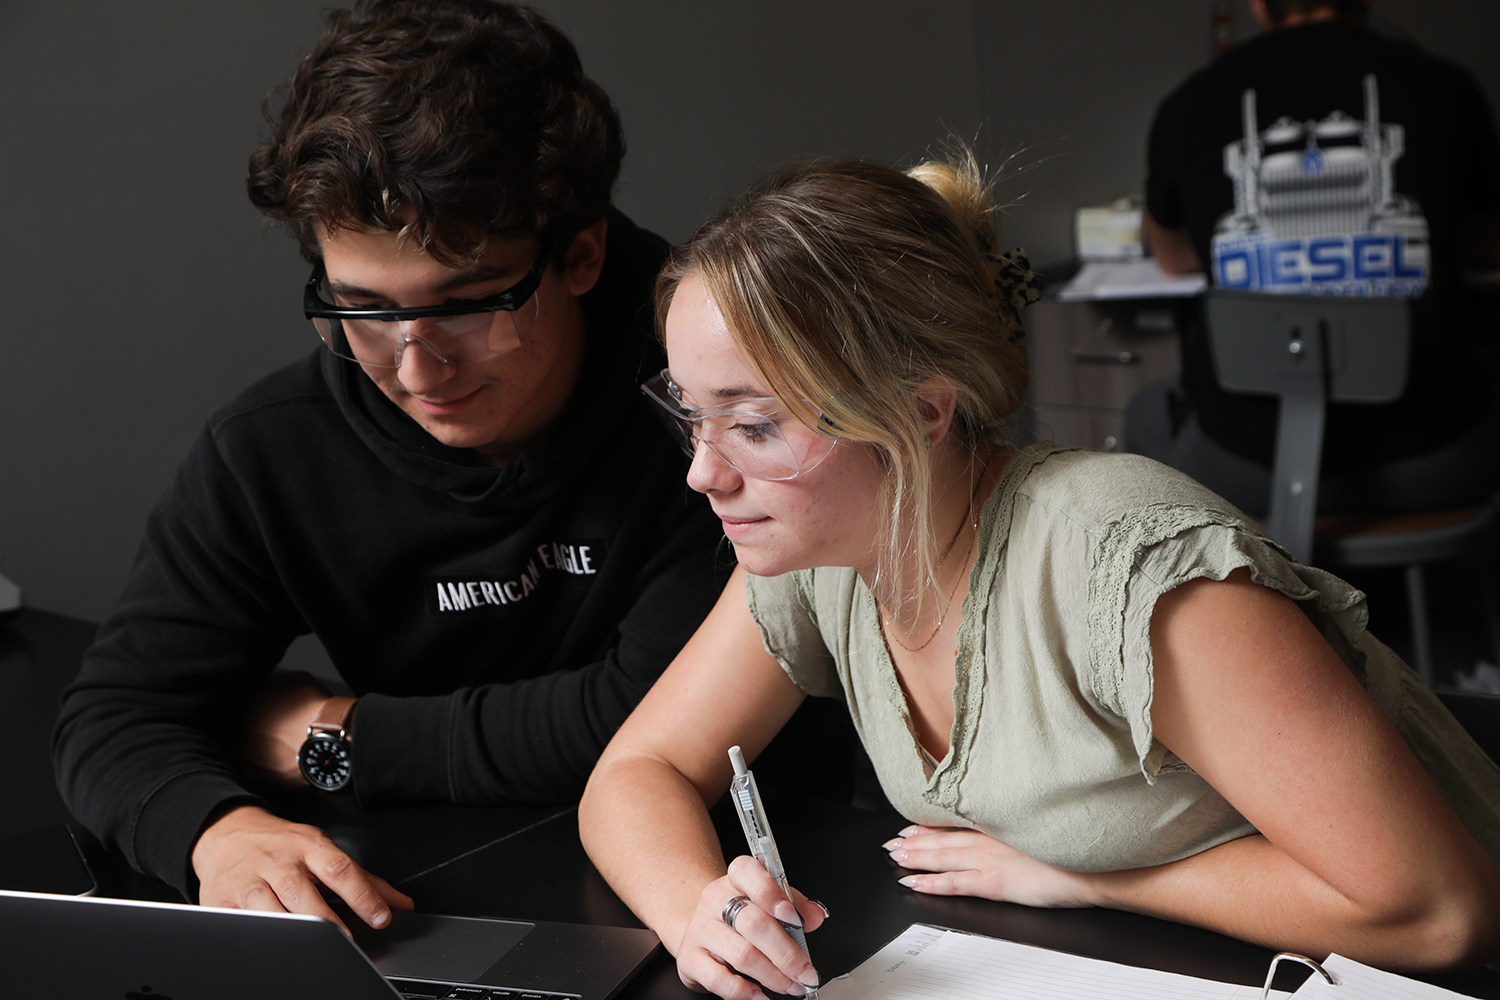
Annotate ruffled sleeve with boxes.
[1087,505,1370,781]
[744,570,845,699]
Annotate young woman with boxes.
[578,155,1500,1000]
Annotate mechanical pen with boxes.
[728,745,818,998]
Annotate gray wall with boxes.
[2,1,1497,627]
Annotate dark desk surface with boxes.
[6,607,1499,999]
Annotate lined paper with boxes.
[1298,954,1475,1000]
[820,925,1280,1000]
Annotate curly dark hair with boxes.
[247,0,624,266]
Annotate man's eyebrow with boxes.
[326,265,524,300]
[434,265,524,295]
[325,278,384,299]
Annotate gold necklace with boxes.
[881,501,979,654]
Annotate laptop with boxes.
[0,888,660,999]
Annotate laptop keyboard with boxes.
[389,980,581,1000]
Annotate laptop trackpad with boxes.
[349,909,533,982]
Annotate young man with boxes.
[52,0,727,932]
[1133,0,1500,512]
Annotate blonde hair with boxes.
[656,152,1029,611]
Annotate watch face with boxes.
[297,732,352,791]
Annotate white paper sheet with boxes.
[818,925,1282,1000]
[1055,260,1208,301]
[1296,954,1478,1000]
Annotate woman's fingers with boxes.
[884,825,1012,873]
[715,893,819,992]
[882,825,1094,908]
[726,855,806,930]
[792,894,829,934]
[673,861,821,998]
[678,943,774,1000]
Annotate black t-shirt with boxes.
[1146,21,1500,465]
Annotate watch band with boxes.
[307,696,356,742]
[298,696,357,793]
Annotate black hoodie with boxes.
[53,213,728,897]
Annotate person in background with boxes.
[1131,0,1500,514]
[52,0,730,933]
[579,151,1500,1000]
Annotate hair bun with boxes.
[907,151,1038,343]
[905,158,996,252]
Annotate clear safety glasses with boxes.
[641,370,839,481]
[303,247,547,368]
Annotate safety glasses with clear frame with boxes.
[641,370,839,481]
[303,244,547,368]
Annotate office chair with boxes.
[1437,690,1500,767]
[1206,288,1500,686]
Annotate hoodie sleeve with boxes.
[52,421,293,899]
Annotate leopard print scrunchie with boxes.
[975,232,1040,345]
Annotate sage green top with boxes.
[746,444,1500,873]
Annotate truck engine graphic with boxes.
[1211,74,1428,296]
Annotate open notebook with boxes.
[0,888,659,999]
[818,924,1481,1000]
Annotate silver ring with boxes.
[720,895,752,930]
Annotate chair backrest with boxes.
[1436,691,1500,768]
[1205,288,1411,561]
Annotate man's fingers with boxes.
[309,842,398,928]
[223,873,356,937]
[368,872,416,912]
[234,879,291,913]
[193,808,402,934]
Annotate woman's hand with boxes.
[884,825,1094,909]
[675,855,827,999]
[579,569,827,996]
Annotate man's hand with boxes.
[239,671,337,787]
[192,804,413,934]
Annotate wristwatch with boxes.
[296,696,356,792]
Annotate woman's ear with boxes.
[913,377,959,447]
[561,217,609,297]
